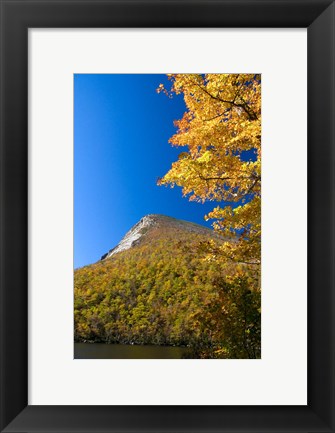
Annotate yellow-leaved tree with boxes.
[158,73,261,358]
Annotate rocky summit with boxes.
[100,214,216,260]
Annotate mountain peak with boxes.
[101,214,214,260]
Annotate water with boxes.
[74,342,191,359]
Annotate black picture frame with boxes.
[1,0,334,432]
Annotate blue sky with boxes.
[74,74,221,268]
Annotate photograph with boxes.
[74,73,261,359]
[2,0,333,429]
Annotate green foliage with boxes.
[74,226,260,358]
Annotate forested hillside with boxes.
[74,215,260,359]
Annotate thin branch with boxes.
[203,108,231,122]
[232,78,245,103]
[198,174,236,182]
[236,260,260,266]
[245,177,261,195]
[198,174,261,183]
[189,79,258,121]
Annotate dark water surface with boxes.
[74,342,191,359]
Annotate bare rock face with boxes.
[101,214,215,260]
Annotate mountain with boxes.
[100,214,218,260]
[74,214,261,358]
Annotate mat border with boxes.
[1,1,334,432]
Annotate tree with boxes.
[158,74,261,357]
[157,73,261,271]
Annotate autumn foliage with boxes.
[74,74,261,359]
[157,74,261,270]
[157,73,261,355]
[74,226,260,358]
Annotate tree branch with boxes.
[198,174,261,183]
[189,79,258,121]
[203,108,231,122]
